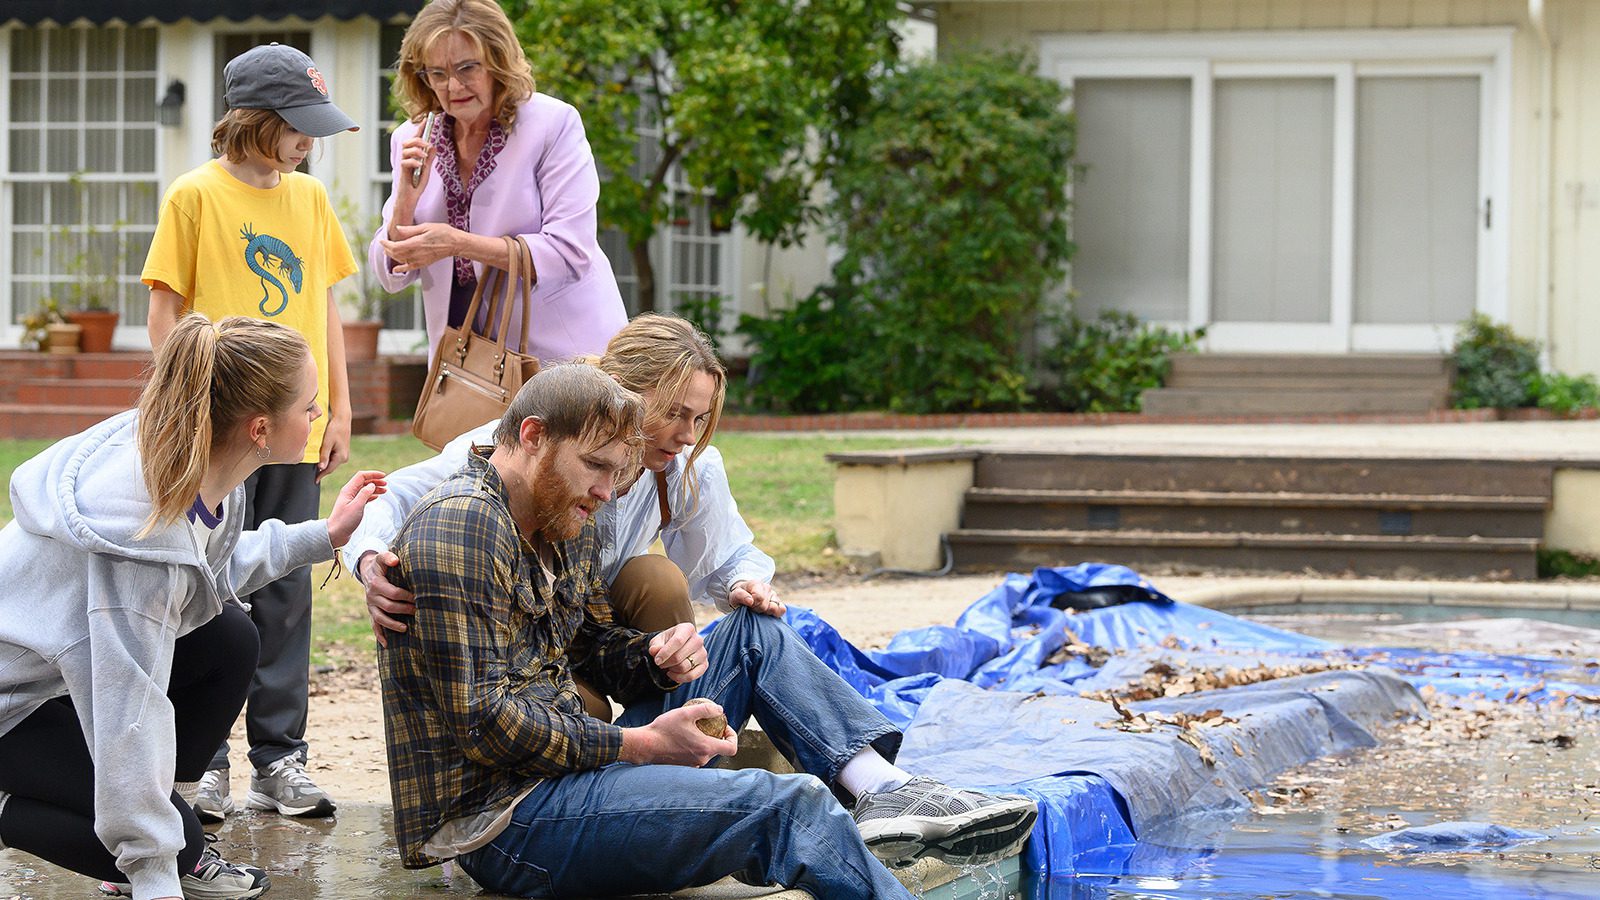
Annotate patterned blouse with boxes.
[433,114,508,287]
[379,451,674,868]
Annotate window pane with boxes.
[123,128,156,173]
[47,29,78,73]
[1354,76,1479,325]
[87,182,121,222]
[11,80,41,123]
[50,183,80,224]
[127,182,159,223]
[1212,77,1334,324]
[47,79,80,120]
[125,77,156,122]
[13,184,46,224]
[86,128,118,171]
[12,29,42,72]
[9,130,41,172]
[46,129,79,173]
[125,27,157,70]
[86,77,119,121]
[85,29,119,72]
[14,233,48,276]
[1070,78,1191,322]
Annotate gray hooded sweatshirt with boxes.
[0,410,333,899]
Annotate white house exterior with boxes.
[0,2,844,355]
[935,0,1600,375]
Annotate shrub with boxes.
[820,51,1076,412]
[1034,310,1204,412]
[1451,313,1538,409]
[1532,371,1600,416]
[738,287,886,414]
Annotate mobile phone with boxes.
[411,113,436,188]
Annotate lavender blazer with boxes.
[371,93,627,362]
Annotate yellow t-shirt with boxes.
[143,160,358,463]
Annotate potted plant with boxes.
[61,221,122,353]
[21,297,83,354]
[67,297,119,354]
[337,198,397,361]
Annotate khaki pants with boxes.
[576,554,694,720]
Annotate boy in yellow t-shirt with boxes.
[140,43,357,825]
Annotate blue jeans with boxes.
[458,608,912,898]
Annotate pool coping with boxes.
[1181,578,1600,613]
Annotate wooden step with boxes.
[0,403,125,440]
[961,487,1547,539]
[947,528,1538,580]
[17,377,144,407]
[1168,353,1452,377]
[1140,387,1446,416]
[974,452,1554,498]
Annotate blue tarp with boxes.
[769,564,1595,889]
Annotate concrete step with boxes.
[1164,372,1449,391]
[0,403,125,439]
[973,451,1554,498]
[961,487,1547,539]
[17,376,144,407]
[947,528,1538,580]
[1169,353,1452,377]
[1140,387,1446,416]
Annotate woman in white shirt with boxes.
[346,313,782,718]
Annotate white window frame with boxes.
[0,22,163,348]
[1042,28,1512,354]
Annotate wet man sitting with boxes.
[377,365,1037,898]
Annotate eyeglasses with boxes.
[421,60,484,89]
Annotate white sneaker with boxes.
[245,755,336,818]
[852,776,1038,869]
[98,834,270,899]
[193,767,235,824]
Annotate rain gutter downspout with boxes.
[1529,0,1555,368]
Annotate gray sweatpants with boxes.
[208,461,321,772]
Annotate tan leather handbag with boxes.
[411,236,540,450]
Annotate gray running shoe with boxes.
[245,755,336,818]
[98,833,270,899]
[852,776,1037,869]
[193,766,235,824]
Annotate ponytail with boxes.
[136,314,309,537]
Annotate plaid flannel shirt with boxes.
[379,452,675,868]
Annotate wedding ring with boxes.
[687,656,696,668]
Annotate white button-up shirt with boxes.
[342,422,775,611]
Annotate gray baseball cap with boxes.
[223,43,359,137]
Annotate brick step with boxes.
[1168,353,1452,377]
[0,404,125,440]
[1140,387,1446,416]
[1164,372,1450,391]
[946,528,1538,580]
[17,377,144,407]
[961,487,1546,539]
[974,451,1553,497]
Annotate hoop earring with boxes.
[256,444,271,460]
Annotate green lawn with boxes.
[2,431,952,665]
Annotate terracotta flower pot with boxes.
[343,319,383,361]
[67,309,119,353]
[45,322,83,354]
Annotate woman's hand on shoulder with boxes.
[327,471,388,551]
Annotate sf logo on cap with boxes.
[306,67,329,96]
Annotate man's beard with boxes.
[530,454,591,542]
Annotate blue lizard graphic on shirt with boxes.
[239,224,305,317]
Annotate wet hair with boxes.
[211,108,296,164]
[136,314,310,537]
[597,313,727,506]
[393,0,535,129]
[494,364,646,464]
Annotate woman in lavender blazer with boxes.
[372,0,626,364]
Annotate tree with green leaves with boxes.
[505,0,902,311]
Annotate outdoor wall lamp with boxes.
[158,80,186,127]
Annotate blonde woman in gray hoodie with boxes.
[0,314,385,900]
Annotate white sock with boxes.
[174,780,201,806]
[836,748,912,799]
